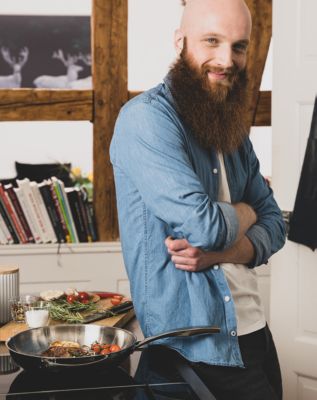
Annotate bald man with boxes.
[111,1,286,398]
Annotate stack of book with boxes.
[0,177,98,244]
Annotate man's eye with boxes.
[206,38,218,45]
[233,44,247,53]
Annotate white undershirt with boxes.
[218,153,266,336]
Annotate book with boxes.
[30,181,57,243]
[80,188,97,242]
[38,180,66,243]
[51,177,78,243]
[78,188,92,242]
[0,195,19,243]
[86,201,98,242]
[0,222,7,244]
[65,188,88,242]
[16,178,50,243]
[14,187,42,244]
[4,183,35,243]
[0,183,28,243]
[0,212,13,244]
[48,179,70,243]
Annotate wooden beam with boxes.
[0,89,92,121]
[128,90,272,127]
[253,91,271,126]
[244,0,272,129]
[92,0,128,241]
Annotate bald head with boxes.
[181,0,251,33]
[175,0,252,56]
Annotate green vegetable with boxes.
[49,299,98,323]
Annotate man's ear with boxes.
[174,29,184,56]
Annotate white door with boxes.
[271,0,317,399]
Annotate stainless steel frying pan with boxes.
[6,324,220,372]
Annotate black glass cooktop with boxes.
[0,345,216,400]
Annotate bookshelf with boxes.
[0,0,272,243]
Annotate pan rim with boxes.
[5,324,137,361]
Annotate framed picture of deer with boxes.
[0,15,91,89]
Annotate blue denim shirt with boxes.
[110,76,286,367]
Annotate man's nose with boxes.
[214,45,234,69]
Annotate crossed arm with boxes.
[165,202,257,272]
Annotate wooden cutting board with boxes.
[0,297,134,342]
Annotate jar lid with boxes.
[0,266,19,275]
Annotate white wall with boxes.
[0,0,272,180]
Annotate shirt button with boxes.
[212,168,218,174]
[230,330,237,337]
[213,265,219,270]
[224,295,231,302]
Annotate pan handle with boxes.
[41,356,110,368]
[134,326,220,350]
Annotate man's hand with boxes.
[165,234,255,272]
[165,236,212,272]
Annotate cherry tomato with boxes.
[78,292,90,302]
[111,298,122,306]
[112,295,123,300]
[109,344,121,353]
[81,299,89,304]
[100,348,111,355]
[91,343,102,354]
[101,344,111,350]
[66,294,78,304]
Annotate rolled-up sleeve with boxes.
[110,100,239,251]
[243,139,286,267]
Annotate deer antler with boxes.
[18,47,29,67]
[52,49,68,66]
[78,53,92,66]
[53,49,80,66]
[1,47,16,66]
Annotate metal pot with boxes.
[6,324,220,372]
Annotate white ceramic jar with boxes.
[0,266,19,324]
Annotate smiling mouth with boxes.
[208,71,228,81]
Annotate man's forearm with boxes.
[205,235,255,265]
[232,203,257,243]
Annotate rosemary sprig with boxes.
[49,299,98,323]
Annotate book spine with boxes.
[85,201,98,242]
[16,178,48,243]
[58,180,79,243]
[14,187,42,243]
[0,184,27,243]
[5,184,34,243]
[0,222,7,244]
[0,196,19,243]
[49,181,71,243]
[52,178,77,243]
[78,189,92,242]
[39,184,66,243]
[0,212,13,244]
[66,190,87,242]
[30,182,57,243]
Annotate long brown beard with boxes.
[168,51,250,154]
